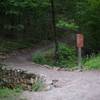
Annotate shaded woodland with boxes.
[0,0,100,54]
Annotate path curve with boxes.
[2,50,100,100]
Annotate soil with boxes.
[1,49,100,100]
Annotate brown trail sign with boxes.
[77,34,84,48]
[76,33,84,70]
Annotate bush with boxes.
[32,43,76,68]
[84,54,100,70]
[58,43,76,67]
[32,49,54,65]
[32,52,47,65]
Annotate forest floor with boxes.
[2,48,100,100]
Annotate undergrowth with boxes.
[32,43,77,68]
[0,87,22,99]
[84,54,100,70]
[32,79,45,92]
[0,39,33,53]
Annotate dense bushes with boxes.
[58,43,76,67]
[84,54,100,70]
[32,43,76,68]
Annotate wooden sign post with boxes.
[76,33,84,70]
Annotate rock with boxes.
[0,67,39,91]
[39,74,47,82]
[43,85,52,91]
[43,65,51,69]
[53,67,60,71]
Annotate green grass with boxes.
[0,79,45,99]
[0,87,22,99]
[32,79,45,92]
[0,79,44,100]
[84,54,100,70]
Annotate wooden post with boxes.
[78,48,82,69]
[76,33,84,70]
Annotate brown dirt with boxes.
[1,49,100,100]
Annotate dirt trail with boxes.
[2,49,100,100]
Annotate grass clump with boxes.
[32,43,76,68]
[0,87,22,99]
[84,54,100,70]
[32,79,45,92]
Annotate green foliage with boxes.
[32,43,76,68]
[0,87,22,98]
[32,52,47,65]
[75,0,100,52]
[58,43,76,67]
[32,79,44,92]
[56,20,79,31]
[84,54,100,70]
[0,0,50,47]
[32,49,54,65]
[0,0,100,54]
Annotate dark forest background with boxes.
[0,0,100,54]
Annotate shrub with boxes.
[58,43,76,67]
[32,49,54,66]
[32,43,76,68]
[32,52,47,65]
[84,54,100,70]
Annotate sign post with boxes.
[76,33,84,70]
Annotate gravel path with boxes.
[2,51,100,100]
